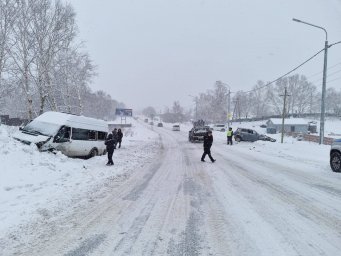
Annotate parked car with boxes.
[144,118,148,123]
[330,139,341,172]
[172,124,180,131]
[234,128,276,142]
[296,133,304,141]
[234,128,259,142]
[260,124,267,128]
[188,127,209,142]
[157,122,163,127]
[211,124,227,132]
[13,111,108,158]
[149,121,154,125]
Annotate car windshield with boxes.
[195,129,207,133]
[22,121,61,136]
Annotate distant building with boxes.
[266,118,308,134]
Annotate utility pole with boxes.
[280,87,291,143]
[232,98,239,123]
[320,39,328,144]
[195,97,198,120]
[227,89,231,128]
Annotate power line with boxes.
[239,47,325,94]
[311,69,341,84]
[235,40,341,95]
[306,62,341,79]
[327,76,341,84]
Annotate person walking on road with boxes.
[201,130,216,163]
[117,128,123,148]
[227,127,233,145]
[112,128,119,148]
[104,133,115,166]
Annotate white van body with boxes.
[13,112,108,158]
[212,124,227,132]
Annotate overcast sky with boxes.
[68,0,341,112]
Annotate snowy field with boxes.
[1,117,340,255]
[0,120,160,252]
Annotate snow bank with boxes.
[0,120,159,238]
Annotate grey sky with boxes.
[68,0,341,111]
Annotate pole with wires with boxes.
[292,18,329,145]
[227,89,231,128]
[280,87,291,143]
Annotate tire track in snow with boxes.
[210,149,341,255]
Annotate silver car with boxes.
[330,139,341,172]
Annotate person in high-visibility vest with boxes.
[227,127,233,145]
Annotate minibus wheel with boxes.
[89,148,98,158]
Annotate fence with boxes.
[0,115,28,126]
[288,132,334,145]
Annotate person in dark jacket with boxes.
[104,133,115,165]
[201,130,216,162]
[117,128,123,148]
[227,127,233,145]
[112,128,119,148]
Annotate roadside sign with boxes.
[115,108,133,117]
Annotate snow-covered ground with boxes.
[0,119,160,252]
[1,117,340,255]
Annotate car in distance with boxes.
[144,118,148,123]
[172,124,180,131]
[211,124,227,132]
[157,122,163,127]
[330,139,341,172]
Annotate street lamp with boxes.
[293,18,328,145]
[188,95,198,120]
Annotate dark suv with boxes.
[189,127,210,142]
[234,128,276,142]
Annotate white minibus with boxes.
[13,111,108,158]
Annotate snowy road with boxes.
[10,125,341,256]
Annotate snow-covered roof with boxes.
[268,118,308,125]
[34,111,108,131]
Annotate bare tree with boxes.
[30,0,77,114]
[8,0,38,119]
[249,81,270,117]
[51,47,95,114]
[0,0,17,104]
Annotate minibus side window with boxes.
[98,132,106,141]
[88,130,96,140]
[72,128,89,140]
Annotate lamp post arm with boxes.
[292,18,328,41]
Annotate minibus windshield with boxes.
[23,121,61,137]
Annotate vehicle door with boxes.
[243,129,251,141]
[69,128,96,156]
[53,126,72,153]
[251,130,259,141]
